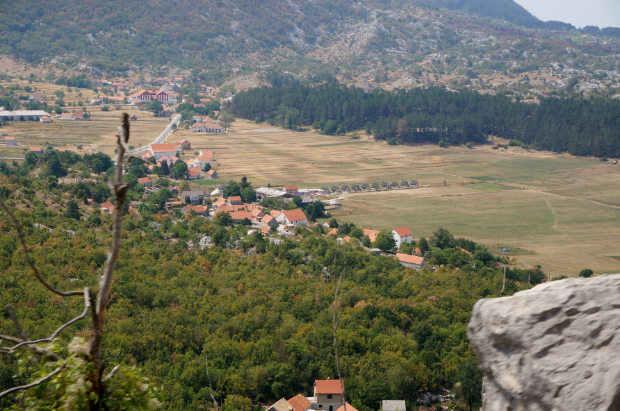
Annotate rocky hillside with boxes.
[2,0,620,96]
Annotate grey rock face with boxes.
[467,274,620,411]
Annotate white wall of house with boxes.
[392,231,412,248]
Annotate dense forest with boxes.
[0,150,548,410]
[230,85,620,157]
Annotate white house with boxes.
[148,143,177,159]
[275,209,308,227]
[392,226,413,248]
[188,150,214,169]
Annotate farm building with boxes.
[40,116,52,123]
[137,177,152,187]
[381,182,389,189]
[396,253,426,270]
[148,144,177,159]
[0,110,49,121]
[191,122,224,133]
[411,180,419,187]
[5,136,16,146]
[207,169,218,179]
[321,186,329,193]
[29,146,44,154]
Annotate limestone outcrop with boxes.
[467,274,620,411]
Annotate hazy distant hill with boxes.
[2,0,619,96]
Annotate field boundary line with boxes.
[545,199,559,230]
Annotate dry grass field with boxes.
[178,121,620,278]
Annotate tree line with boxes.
[230,84,620,157]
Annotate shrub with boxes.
[101,105,110,111]
[579,268,593,278]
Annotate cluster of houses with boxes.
[142,142,218,180]
[267,379,405,411]
[190,115,224,133]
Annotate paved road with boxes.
[130,114,181,155]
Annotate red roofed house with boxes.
[5,136,16,146]
[314,379,344,411]
[283,185,298,194]
[261,214,278,227]
[391,226,412,248]
[188,150,214,169]
[40,116,52,123]
[137,177,152,187]
[230,210,252,224]
[276,209,308,227]
[176,139,191,149]
[187,168,202,180]
[207,169,218,179]
[363,229,380,243]
[287,394,312,411]
[266,399,293,411]
[72,111,84,121]
[99,201,116,214]
[251,207,265,222]
[335,403,359,411]
[149,143,177,159]
[29,146,44,154]
[260,225,273,235]
[396,253,426,270]
[327,228,338,236]
[228,196,243,206]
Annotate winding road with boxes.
[130,114,181,155]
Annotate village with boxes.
[263,379,452,411]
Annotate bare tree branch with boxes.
[5,305,27,340]
[205,354,219,411]
[499,265,506,297]
[96,113,130,317]
[332,249,347,411]
[0,365,64,399]
[0,202,83,297]
[103,366,119,381]
[5,288,90,353]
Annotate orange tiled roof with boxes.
[315,379,343,395]
[281,209,307,222]
[393,226,412,237]
[396,253,425,265]
[287,394,311,411]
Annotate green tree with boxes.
[45,156,66,177]
[373,230,396,252]
[91,158,105,174]
[219,111,235,131]
[455,359,483,411]
[202,162,211,172]
[64,200,80,220]
[212,225,230,246]
[170,161,188,180]
[242,187,256,203]
[329,218,339,229]
[25,152,38,166]
[418,237,429,253]
[158,160,170,176]
[579,268,593,278]
[213,211,233,226]
[431,228,453,249]
[148,100,163,115]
